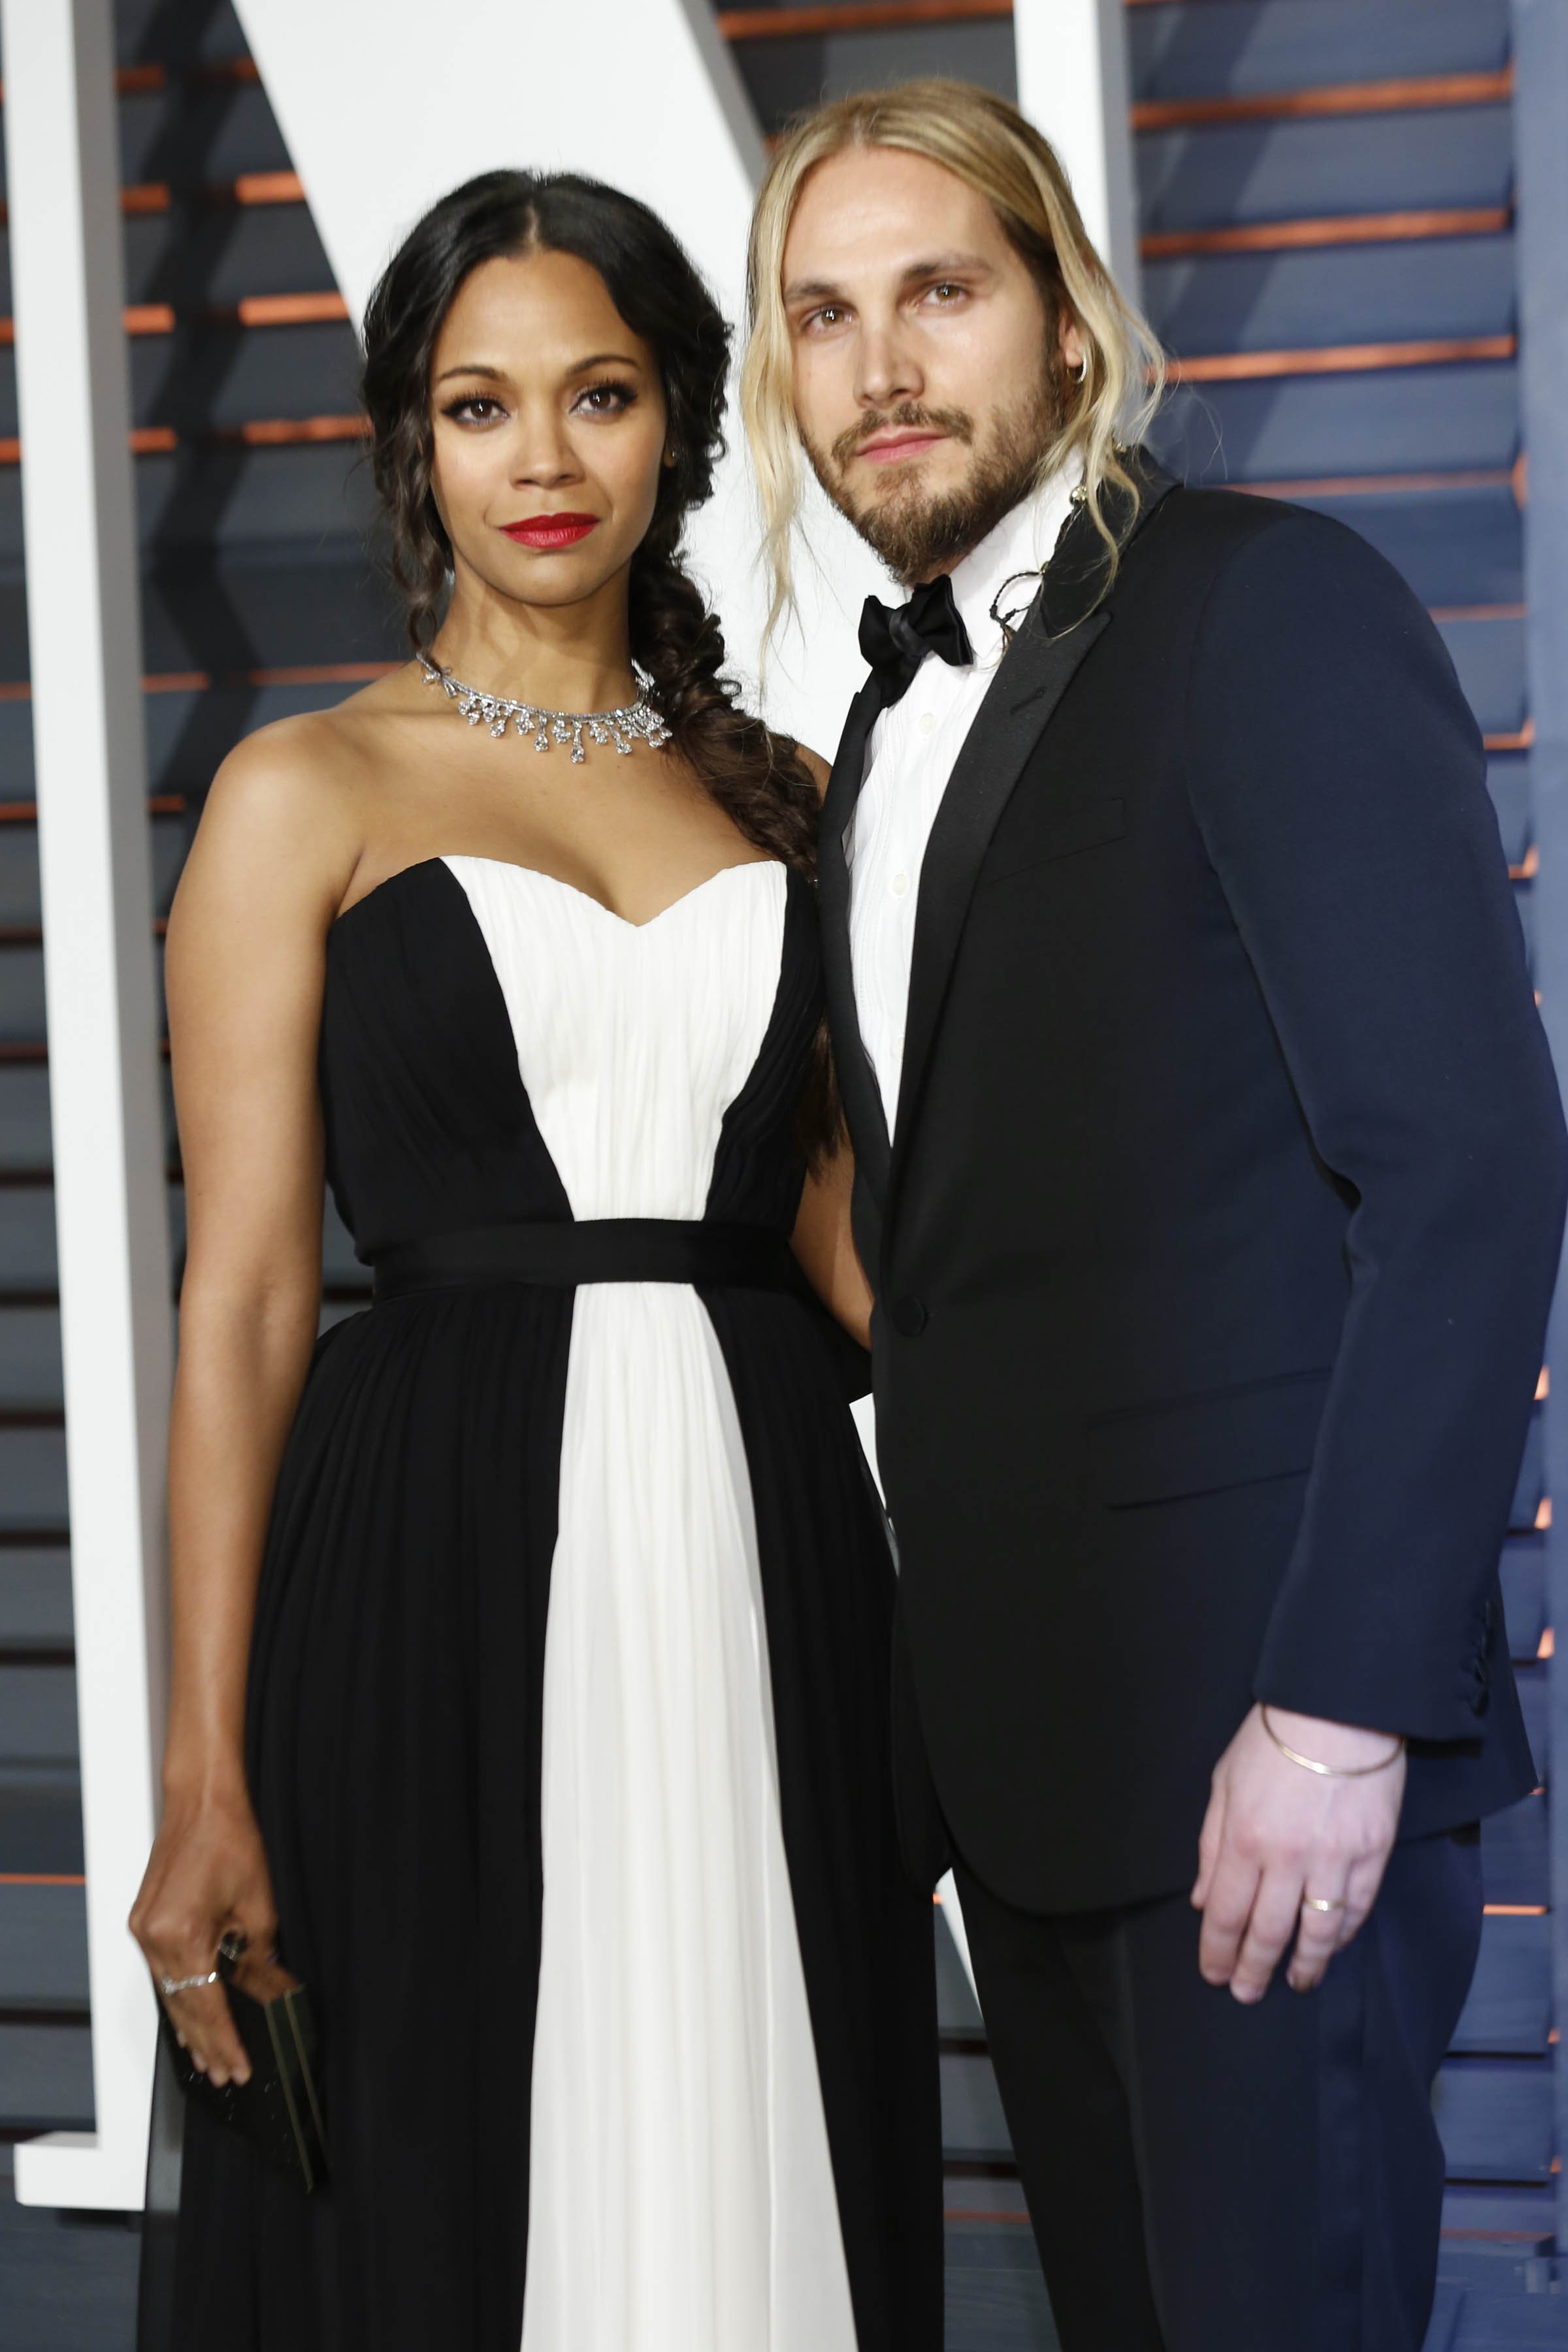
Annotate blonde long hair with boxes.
[742,78,1165,649]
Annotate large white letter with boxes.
[1014,0,1142,303]
[5,0,175,2213]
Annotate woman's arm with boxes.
[792,1131,874,1349]
[129,722,357,2085]
[789,742,875,1345]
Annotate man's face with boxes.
[781,146,1079,583]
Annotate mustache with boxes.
[829,402,975,470]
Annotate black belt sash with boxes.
[370,1218,793,1305]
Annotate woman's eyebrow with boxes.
[568,350,644,372]
[434,351,644,384]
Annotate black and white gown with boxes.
[169,855,941,2352]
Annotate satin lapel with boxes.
[890,599,1111,1190]
[817,678,892,1201]
[888,457,1179,1203]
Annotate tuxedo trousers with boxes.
[952,1824,1482,2352]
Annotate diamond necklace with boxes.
[419,652,671,764]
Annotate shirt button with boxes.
[917,712,936,737]
[890,872,911,899]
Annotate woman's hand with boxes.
[130,1785,287,2086]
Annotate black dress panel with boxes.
[167,857,940,2351]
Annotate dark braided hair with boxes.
[359,170,826,889]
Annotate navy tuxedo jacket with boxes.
[819,457,1568,1912]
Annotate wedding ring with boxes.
[158,1968,220,1996]
[1301,1895,1346,1914]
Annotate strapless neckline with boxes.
[335,851,785,936]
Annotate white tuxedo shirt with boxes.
[847,472,1079,1127]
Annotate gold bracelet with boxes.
[1261,1705,1405,1779]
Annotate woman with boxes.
[129,171,941,2351]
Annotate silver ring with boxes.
[1301,1895,1346,1915]
[158,1968,220,1996]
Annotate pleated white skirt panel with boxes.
[444,858,857,2352]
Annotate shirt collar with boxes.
[945,466,1079,670]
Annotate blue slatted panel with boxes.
[1135,112,1514,235]
[1451,1916,1552,2056]
[1126,0,1511,98]
[1144,235,1516,357]
[1154,362,1520,485]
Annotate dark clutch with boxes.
[163,1977,328,2195]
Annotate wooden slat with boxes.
[1133,68,1513,133]
[233,170,305,206]
[1,171,307,225]
[717,0,1010,35]
[0,292,348,345]
[0,666,395,715]
[1450,1915,1552,2056]
[122,169,302,214]
[0,794,185,821]
[1437,2057,1556,2183]
[232,291,348,327]
[0,1882,88,2011]
[103,58,259,94]
[1169,335,1516,384]
[0,2019,94,2131]
[230,414,365,447]
[1141,206,1511,261]
[1232,466,1520,502]
[0,414,367,465]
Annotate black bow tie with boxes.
[858,572,974,705]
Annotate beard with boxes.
[803,371,1060,585]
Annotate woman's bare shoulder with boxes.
[767,732,831,803]
[796,745,832,804]
[184,706,379,928]
[208,668,416,806]
[193,670,425,898]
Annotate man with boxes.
[742,78,1568,2352]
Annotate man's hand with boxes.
[1192,1705,1406,2002]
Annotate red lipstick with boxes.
[502,512,598,550]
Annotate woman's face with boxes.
[428,248,670,614]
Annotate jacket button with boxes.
[890,1296,928,1337]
